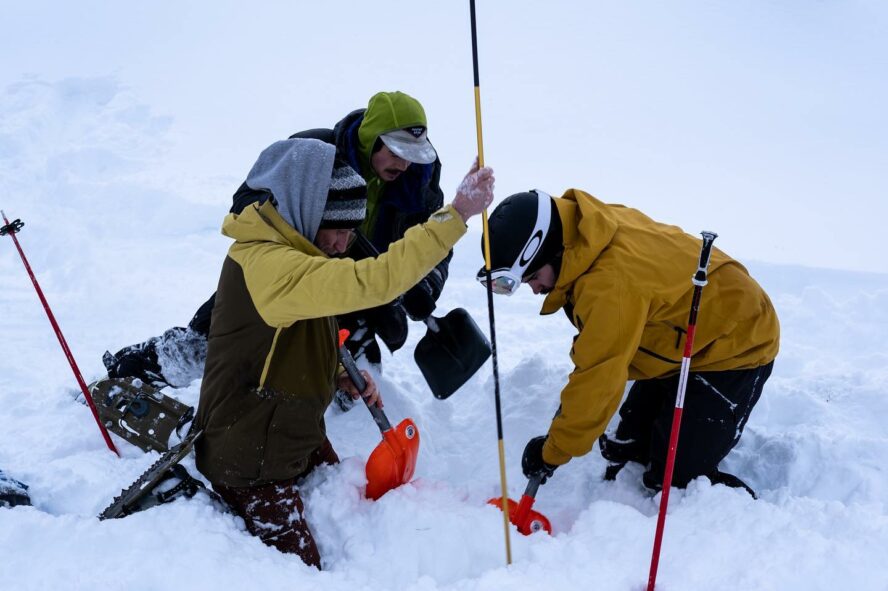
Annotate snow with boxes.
[2,77,888,591]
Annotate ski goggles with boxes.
[476,267,523,295]
[476,190,552,296]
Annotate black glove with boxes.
[521,435,558,484]
[365,301,408,353]
[403,280,436,321]
[403,269,445,321]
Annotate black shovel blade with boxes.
[414,308,491,399]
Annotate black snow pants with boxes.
[599,361,773,492]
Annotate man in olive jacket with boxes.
[196,137,493,568]
[480,189,779,497]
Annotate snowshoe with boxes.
[87,375,194,453]
[98,428,223,519]
[0,470,31,508]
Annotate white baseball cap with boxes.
[379,126,438,164]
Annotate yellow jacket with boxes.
[196,200,466,486]
[541,189,779,466]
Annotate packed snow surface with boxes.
[1,79,887,591]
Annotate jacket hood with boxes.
[356,91,428,168]
[222,199,323,257]
[541,189,618,315]
[331,109,365,170]
[243,138,335,243]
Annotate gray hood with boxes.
[243,138,335,242]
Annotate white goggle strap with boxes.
[506,190,551,279]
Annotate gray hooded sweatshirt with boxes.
[243,138,335,242]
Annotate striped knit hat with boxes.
[321,158,367,229]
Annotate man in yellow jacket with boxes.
[195,138,494,568]
[479,189,779,497]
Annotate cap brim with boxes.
[380,133,437,165]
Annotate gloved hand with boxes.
[521,435,558,484]
[365,300,408,352]
[403,270,444,321]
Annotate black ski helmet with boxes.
[482,190,563,279]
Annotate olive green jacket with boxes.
[195,200,465,487]
[541,189,780,466]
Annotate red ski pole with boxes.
[646,231,717,591]
[1,210,119,456]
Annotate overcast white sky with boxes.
[2,1,886,273]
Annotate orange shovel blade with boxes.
[487,495,552,535]
[365,418,420,500]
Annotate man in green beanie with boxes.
[286,91,448,369]
[102,92,453,396]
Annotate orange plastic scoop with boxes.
[338,329,420,500]
[488,475,552,535]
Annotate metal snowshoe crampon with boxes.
[87,376,193,453]
[98,428,220,519]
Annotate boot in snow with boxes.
[707,469,757,499]
[0,470,31,508]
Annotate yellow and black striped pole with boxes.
[469,0,512,566]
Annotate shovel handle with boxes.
[353,231,439,329]
[338,345,393,433]
[524,473,544,498]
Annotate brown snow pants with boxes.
[213,438,339,569]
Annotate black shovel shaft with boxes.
[349,232,490,400]
[351,232,415,321]
[338,345,392,433]
[524,473,543,498]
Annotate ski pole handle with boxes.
[0,212,24,236]
[693,231,718,286]
[337,333,392,433]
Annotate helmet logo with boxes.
[519,230,544,267]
